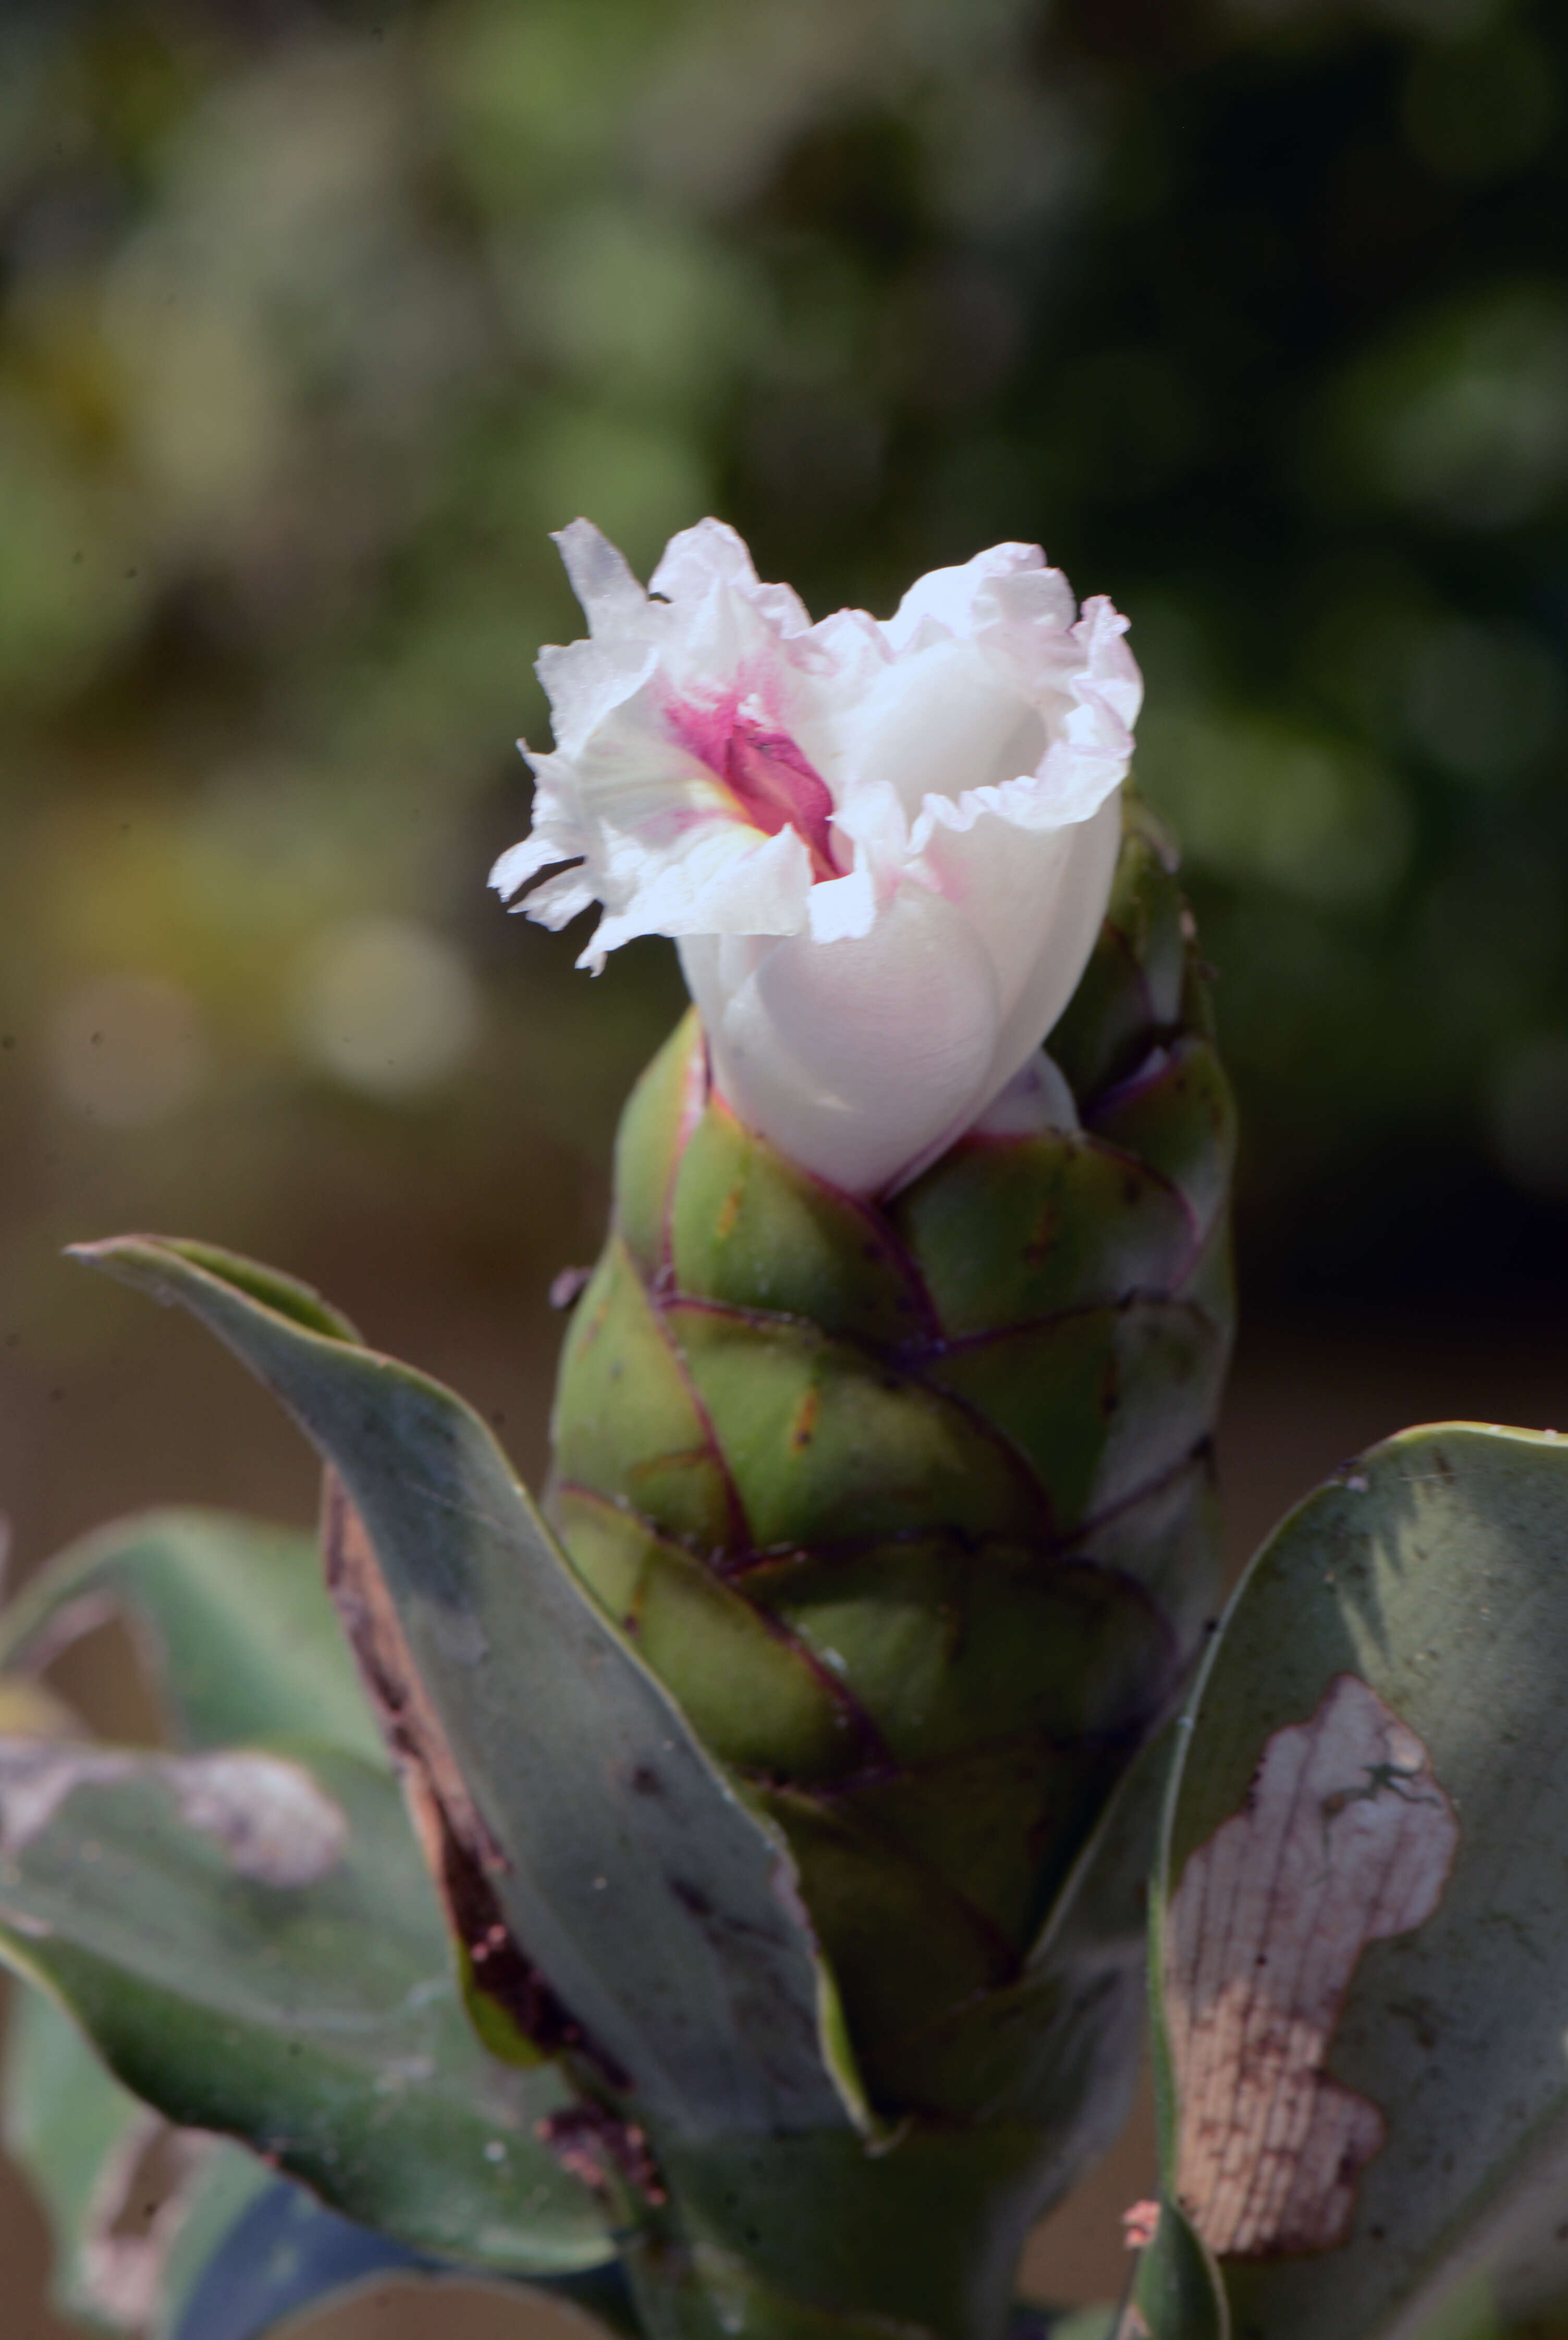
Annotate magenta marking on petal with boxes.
[666,693,841,881]
[665,688,743,775]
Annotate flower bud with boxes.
[492,520,1140,1195]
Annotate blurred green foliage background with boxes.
[4,2,1568,2324]
[5,0,1568,1397]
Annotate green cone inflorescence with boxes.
[551,796,1235,2128]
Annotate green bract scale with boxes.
[552,797,1236,2114]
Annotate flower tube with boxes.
[492,520,1141,1195]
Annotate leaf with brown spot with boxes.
[1147,1424,1568,2340]
[1166,1674,1457,2261]
[76,1234,870,2147]
[0,1735,611,2274]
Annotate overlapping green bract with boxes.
[552,799,1235,2116]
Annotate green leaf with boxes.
[0,1733,614,2275]
[1083,1038,1235,1241]
[74,1234,867,2147]
[0,1508,383,1764]
[138,1239,361,1344]
[1148,1424,1568,2340]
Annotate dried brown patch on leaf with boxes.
[0,1740,345,1887]
[321,1471,493,1875]
[166,1750,346,1886]
[1166,1673,1457,2259]
[78,2116,219,2330]
[320,1472,588,2062]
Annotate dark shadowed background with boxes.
[4,0,1568,2328]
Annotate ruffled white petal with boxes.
[1073,594,1144,730]
[589,823,812,967]
[517,867,599,932]
[882,542,1062,650]
[533,637,659,761]
[647,517,761,600]
[555,519,650,637]
[648,517,815,641]
[839,637,1047,819]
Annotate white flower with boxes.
[492,519,1140,1196]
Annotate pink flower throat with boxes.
[668,698,841,882]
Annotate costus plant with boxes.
[5,526,1568,2340]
